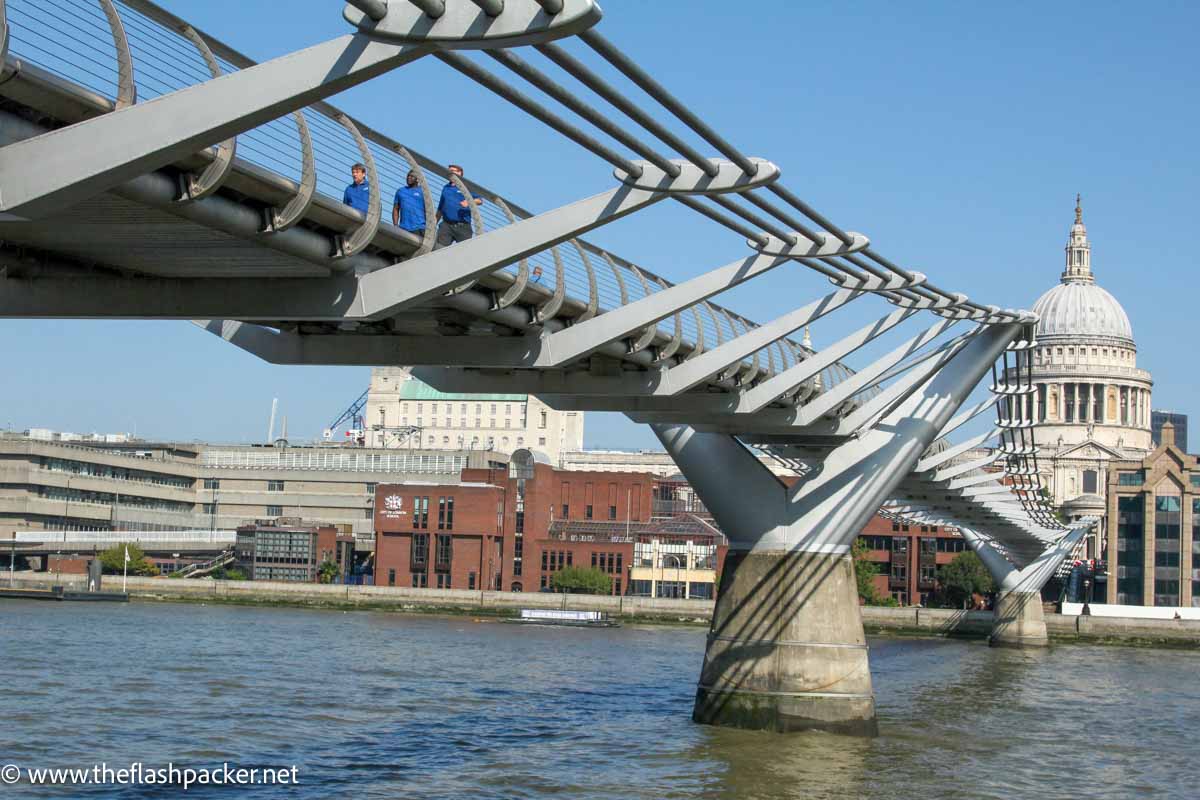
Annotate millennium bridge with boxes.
[0,0,1094,735]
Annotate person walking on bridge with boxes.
[342,162,370,213]
[392,169,427,237]
[434,164,483,249]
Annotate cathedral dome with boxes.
[1032,281,1133,343]
[1031,195,1134,345]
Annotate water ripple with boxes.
[0,600,1196,798]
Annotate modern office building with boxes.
[234,518,355,583]
[365,367,584,464]
[1152,411,1189,451]
[1104,423,1200,608]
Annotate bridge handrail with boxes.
[1,0,846,389]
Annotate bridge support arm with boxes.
[959,524,1092,648]
[650,322,1020,735]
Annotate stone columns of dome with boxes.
[1087,383,1094,423]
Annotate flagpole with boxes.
[123,545,129,593]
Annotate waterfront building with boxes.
[857,516,967,607]
[1104,423,1200,608]
[365,367,584,464]
[0,431,504,551]
[1010,198,1156,557]
[235,518,355,583]
[373,450,727,597]
[1152,411,1189,451]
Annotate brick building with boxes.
[373,450,726,596]
[856,514,966,606]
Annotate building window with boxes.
[411,533,428,567]
[539,411,548,429]
[267,480,284,492]
[468,572,477,590]
[435,534,452,568]
[203,478,220,489]
[412,496,430,529]
[266,505,283,517]
[538,437,546,446]
[1082,470,1098,494]
[436,573,451,589]
[387,568,396,587]
[658,581,686,599]
[202,503,217,515]
[1154,495,1182,607]
[1116,495,1145,605]
[1118,471,1145,486]
[412,572,427,588]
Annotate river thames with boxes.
[1,600,1196,798]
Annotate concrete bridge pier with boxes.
[653,423,880,734]
[697,546,876,735]
[960,525,1090,648]
[989,590,1049,648]
[649,324,1020,736]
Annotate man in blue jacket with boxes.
[342,162,370,213]
[434,164,483,249]
[392,169,426,236]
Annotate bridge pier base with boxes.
[989,591,1048,648]
[694,549,877,735]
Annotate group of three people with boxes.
[342,162,483,249]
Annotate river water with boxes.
[1,600,1195,799]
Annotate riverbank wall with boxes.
[7,573,1200,647]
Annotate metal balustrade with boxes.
[0,0,854,387]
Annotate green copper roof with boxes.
[399,377,526,403]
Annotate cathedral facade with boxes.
[1015,198,1154,556]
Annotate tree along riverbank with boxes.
[7,572,1200,647]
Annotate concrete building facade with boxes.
[0,432,505,551]
[365,367,584,464]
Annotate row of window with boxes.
[542,550,572,572]
[864,534,965,553]
[204,478,287,491]
[406,434,548,449]
[404,403,526,417]
[33,485,194,514]
[591,552,623,574]
[408,533,454,567]
[409,418,525,430]
[38,456,193,489]
[1033,345,1135,364]
[560,482,644,521]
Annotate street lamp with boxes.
[1082,576,1092,616]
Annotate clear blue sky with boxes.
[2,0,1196,449]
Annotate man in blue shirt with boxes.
[434,164,484,249]
[342,162,370,213]
[392,169,426,236]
